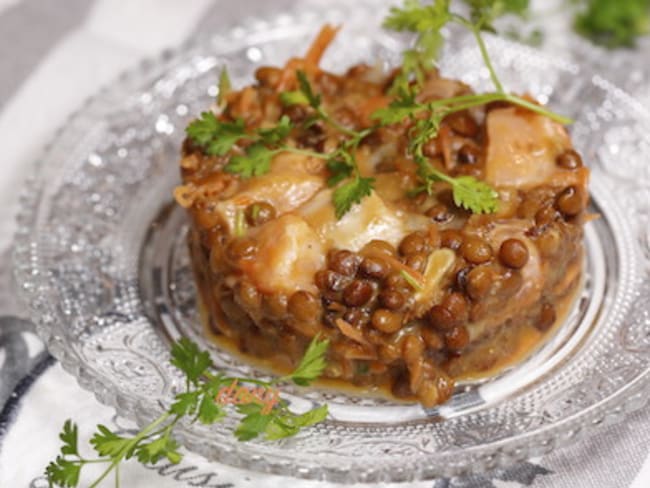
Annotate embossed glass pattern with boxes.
[12,4,650,482]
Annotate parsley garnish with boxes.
[281,70,378,218]
[331,177,375,219]
[186,1,574,219]
[574,0,650,48]
[45,335,329,488]
[374,0,574,213]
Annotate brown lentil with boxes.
[457,144,480,165]
[371,309,403,333]
[440,229,464,251]
[499,238,529,269]
[422,327,444,350]
[460,236,493,264]
[315,269,347,292]
[556,186,585,217]
[342,308,370,327]
[455,266,471,292]
[362,239,396,258]
[556,149,583,170]
[359,256,390,280]
[328,249,360,276]
[447,111,479,137]
[466,265,495,301]
[537,303,557,332]
[445,325,470,350]
[399,232,428,256]
[378,289,406,310]
[425,204,453,223]
[405,252,428,273]
[443,292,469,322]
[429,305,457,330]
[262,293,288,319]
[384,271,409,291]
[342,279,374,307]
[225,237,257,261]
[244,201,276,227]
[402,334,425,364]
[288,291,321,322]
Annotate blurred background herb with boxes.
[461,0,650,48]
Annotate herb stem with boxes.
[277,147,330,160]
[504,94,573,125]
[88,412,172,488]
[472,27,504,93]
[227,376,273,387]
[427,93,572,125]
[318,108,359,137]
[451,13,503,93]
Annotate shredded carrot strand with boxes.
[335,318,370,345]
[276,24,340,91]
[304,24,340,67]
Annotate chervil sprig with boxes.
[280,70,377,218]
[383,0,451,96]
[376,0,574,213]
[189,70,378,220]
[187,1,573,220]
[45,335,330,488]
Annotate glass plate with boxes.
[13,2,650,483]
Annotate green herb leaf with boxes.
[225,143,275,178]
[296,70,322,108]
[217,67,232,107]
[450,175,500,213]
[574,0,650,48]
[234,406,272,441]
[280,90,311,106]
[463,0,530,29]
[136,435,182,465]
[400,269,424,291]
[186,112,247,156]
[170,390,201,417]
[264,405,329,440]
[332,177,375,220]
[45,456,81,488]
[371,100,421,125]
[384,0,451,92]
[258,115,293,144]
[326,156,354,187]
[90,425,131,459]
[197,391,226,424]
[384,0,451,33]
[170,338,213,385]
[289,335,331,386]
[59,420,79,457]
